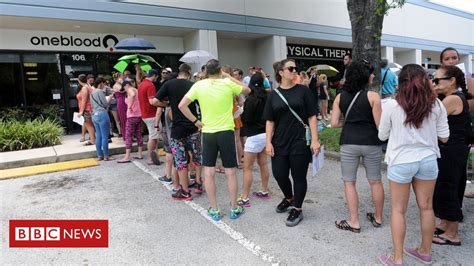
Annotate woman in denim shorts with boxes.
[378,64,449,265]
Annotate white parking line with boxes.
[133,160,280,265]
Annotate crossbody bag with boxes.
[274,89,312,146]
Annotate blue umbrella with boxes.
[114,37,156,50]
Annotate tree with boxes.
[346,0,405,90]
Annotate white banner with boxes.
[0,29,184,54]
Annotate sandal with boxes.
[84,141,94,146]
[434,227,445,236]
[80,137,85,142]
[432,235,461,246]
[366,212,382,228]
[335,220,361,233]
[133,156,143,160]
[97,156,104,161]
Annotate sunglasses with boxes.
[432,76,452,85]
[284,66,298,72]
[162,71,169,74]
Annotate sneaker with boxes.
[188,180,196,188]
[253,191,271,199]
[404,247,432,265]
[208,208,222,221]
[171,187,179,193]
[189,174,196,181]
[237,197,251,207]
[193,182,203,194]
[229,206,245,219]
[276,198,292,213]
[158,176,173,183]
[378,254,402,266]
[171,189,192,201]
[285,208,304,227]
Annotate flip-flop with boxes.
[366,212,382,228]
[335,220,361,233]
[133,156,143,160]
[84,141,94,146]
[117,160,131,163]
[434,227,445,235]
[432,235,461,246]
[465,191,474,198]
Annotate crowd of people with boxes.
[75,46,474,265]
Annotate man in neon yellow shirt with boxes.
[179,59,250,221]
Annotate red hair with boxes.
[395,64,437,128]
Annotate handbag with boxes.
[274,89,312,146]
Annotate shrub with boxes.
[0,119,63,152]
[319,127,341,152]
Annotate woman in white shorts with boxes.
[378,64,449,265]
[238,73,270,207]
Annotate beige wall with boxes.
[217,39,256,72]
[125,0,473,47]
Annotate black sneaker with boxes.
[158,176,173,183]
[276,198,292,213]
[171,189,192,201]
[285,208,304,227]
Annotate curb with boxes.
[0,159,99,180]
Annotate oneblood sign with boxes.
[9,220,108,248]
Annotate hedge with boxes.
[0,119,63,152]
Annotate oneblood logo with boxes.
[30,34,119,50]
[9,220,108,248]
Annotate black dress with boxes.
[434,91,470,222]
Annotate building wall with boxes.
[217,39,256,73]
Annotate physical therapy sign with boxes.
[9,220,108,248]
[287,44,351,60]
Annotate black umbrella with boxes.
[114,37,156,50]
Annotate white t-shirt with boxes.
[378,99,449,166]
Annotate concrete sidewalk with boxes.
[0,134,145,170]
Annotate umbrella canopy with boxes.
[387,62,402,69]
[179,50,216,66]
[306,64,340,77]
[114,37,156,50]
[113,54,161,73]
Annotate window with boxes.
[22,53,62,107]
[0,53,23,108]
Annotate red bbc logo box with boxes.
[9,220,108,248]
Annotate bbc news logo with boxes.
[9,220,108,248]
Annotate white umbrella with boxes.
[179,50,217,66]
[387,62,402,69]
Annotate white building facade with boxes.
[1,0,473,131]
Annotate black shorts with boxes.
[202,130,237,168]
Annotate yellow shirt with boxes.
[185,78,242,133]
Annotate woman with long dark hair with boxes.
[238,72,270,207]
[263,59,320,227]
[330,61,383,234]
[378,64,449,265]
[432,65,470,247]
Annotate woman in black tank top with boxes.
[330,61,384,234]
[433,65,471,246]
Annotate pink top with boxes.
[126,93,142,118]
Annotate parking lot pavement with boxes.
[2,157,473,264]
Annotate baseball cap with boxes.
[147,69,159,77]
[165,67,173,73]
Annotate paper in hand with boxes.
[73,112,84,126]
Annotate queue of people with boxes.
[76,46,473,265]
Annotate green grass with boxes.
[319,127,341,152]
[0,119,63,152]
